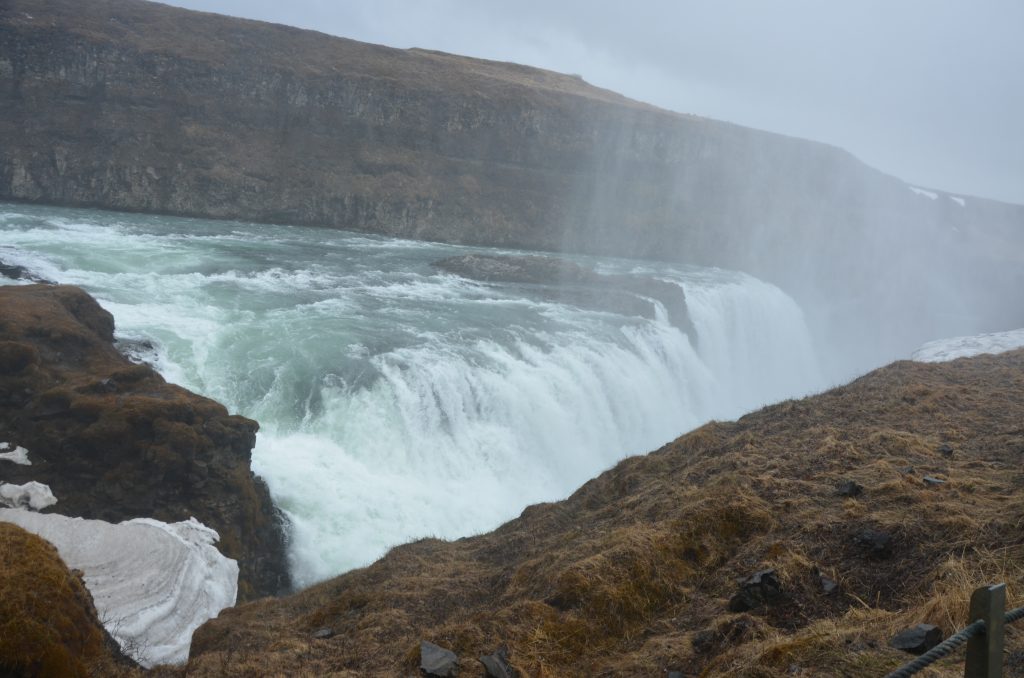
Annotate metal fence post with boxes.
[964,583,1005,678]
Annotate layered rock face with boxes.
[2,0,1022,359]
[0,284,288,600]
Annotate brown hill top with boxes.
[0,521,129,676]
[177,348,1024,676]
[3,0,639,106]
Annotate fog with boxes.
[538,96,1024,382]
[162,0,1024,205]
[149,0,1023,381]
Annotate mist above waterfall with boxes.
[131,1,1022,385]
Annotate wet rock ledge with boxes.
[0,284,288,600]
[434,253,696,338]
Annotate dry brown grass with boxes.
[0,522,140,677]
[3,0,652,110]
[177,350,1024,675]
[702,548,1024,677]
[177,349,1024,676]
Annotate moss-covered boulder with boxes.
[0,285,288,600]
[0,522,113,676]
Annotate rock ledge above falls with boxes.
[0,284,288,601]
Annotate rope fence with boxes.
[884,583,1022,678]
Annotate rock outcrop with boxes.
[0,284,288,600]
[2,0,1022,358]
[0,521,129,677]
[434,254,694,335]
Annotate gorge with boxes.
[2,0,1023,372]
[1,0,1023,675]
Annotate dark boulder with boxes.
[479,646,516,678]
[0,260,54,284]
[854,529,893,559]
[890,624,942,654]
[0,285,289,600]
[691,629,717,654]
[420,641,458,677]
[728,569,784,612]
[836,479,863,497]
[819,574,839,595]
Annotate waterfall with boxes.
[0,204,826,586]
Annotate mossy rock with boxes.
[0,522,109,677]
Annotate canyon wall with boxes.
[1,0,1022,359]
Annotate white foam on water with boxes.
[256,273,824,586]
[678,274,823,415]
[1,204,829,589]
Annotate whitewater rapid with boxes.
[1,204,827,586]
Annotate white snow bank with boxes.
[0,443,32,465]
[909,186,938,200]
[950,195,966,207]
[0,481,57,509]
[912,328,1024,363]
[0,510,238,667]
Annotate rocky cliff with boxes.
[0,522,131,676]
[0,284,288,600]
[2,0,1022,359]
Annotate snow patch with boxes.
[0,444,32,465]
[950,196,966,207]
[912,328,1024,363]
[0,481,57,509]
[0,511,238,667]
[909,186,938,200]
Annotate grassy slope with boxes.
[183,349,1024,676]
[4,0,650,109]
[0,522,129,676]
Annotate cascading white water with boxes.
[0,204,828,586]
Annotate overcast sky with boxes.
[162,0,1024,204]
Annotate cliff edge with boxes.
[0,284,288,600]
